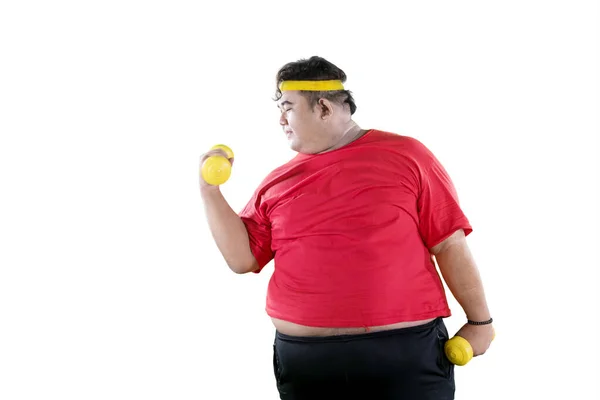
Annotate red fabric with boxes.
[239,130,472,327]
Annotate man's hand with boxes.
[454,323,495,356]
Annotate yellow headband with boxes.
[279,80,344,91]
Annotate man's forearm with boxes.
[201,187,258,273]
[433,231,491,321]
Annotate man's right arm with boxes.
[200,186,259,274]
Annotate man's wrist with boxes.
[467,317,493,326]
[200,185,221,197]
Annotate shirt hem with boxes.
[265,307,452,328]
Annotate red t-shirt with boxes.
[239,129,472,327]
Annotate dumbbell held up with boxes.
[201,144,234,186]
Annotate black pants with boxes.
[272,317,455,400]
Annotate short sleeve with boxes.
[416,148,473,249]
[238,190,274,273]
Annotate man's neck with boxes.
[319,123,366,153]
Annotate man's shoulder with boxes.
[251,154,299,190]
[367,129,432,154]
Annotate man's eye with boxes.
[285,109,292,112]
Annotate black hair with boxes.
[274,56,357,115]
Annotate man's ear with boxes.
[317,98,334,119]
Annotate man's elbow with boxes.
[227,257,260,274]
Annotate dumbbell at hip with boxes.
[444,336,473,366]
[201,144,234,186]
[444,330,495,366]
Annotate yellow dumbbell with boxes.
[444,336,473,366]
[201,144,234,186]
[444,330,495,366]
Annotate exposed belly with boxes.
[271,317,436,337]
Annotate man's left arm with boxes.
[431,228,494,356]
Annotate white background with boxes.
[0,1,598,399]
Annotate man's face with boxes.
[277,91,324,154]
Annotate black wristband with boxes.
[467,318,493,325]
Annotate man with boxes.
[200,56,494,399]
